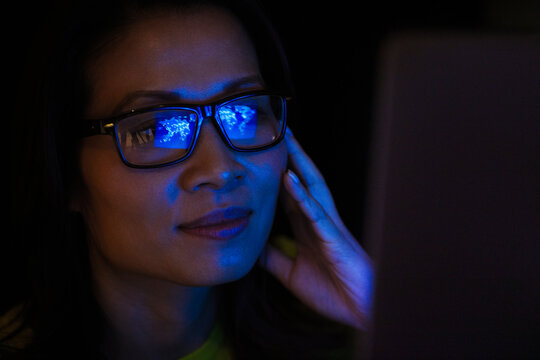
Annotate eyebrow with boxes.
[112,75,265,114]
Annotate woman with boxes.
[3,0,372,358]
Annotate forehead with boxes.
[86,6,261,117]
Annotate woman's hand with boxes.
[260,128,373,330]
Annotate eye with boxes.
[124,119,156,147]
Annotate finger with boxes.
[285,128,326,190]
[284,170,344,245]
[285,129,341,224]
[285,169,361,251]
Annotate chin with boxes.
[165,249,260,287]
[218,253,259,282]
[211,218,272,284]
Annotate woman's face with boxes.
[77,7,287,286]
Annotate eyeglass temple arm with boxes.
[82,119,115,137]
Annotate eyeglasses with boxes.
[83,91,289,168]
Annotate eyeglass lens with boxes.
[115,94,285,167]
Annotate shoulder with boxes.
[0,305,33,352]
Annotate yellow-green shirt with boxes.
[178,324,232,360]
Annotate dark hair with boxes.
[4,0,352,358]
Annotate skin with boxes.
[75,5,373,360]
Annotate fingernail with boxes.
[287,170,300,184]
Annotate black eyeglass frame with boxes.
[82,90,290,169]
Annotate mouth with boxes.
[177,207,253,241]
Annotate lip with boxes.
[178,207,253,241]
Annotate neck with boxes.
[91,254,217,360]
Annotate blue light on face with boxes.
[219,105,257,140]
[155,113,197,149]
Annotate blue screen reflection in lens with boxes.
[219,105,257,140]
[155,113,197,149]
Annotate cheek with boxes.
[246,142,287,200]
[77,138,172,267]
[245,143,288,233]
[78,138,159,219]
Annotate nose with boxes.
[178,119,247,192]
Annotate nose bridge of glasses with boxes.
[198,104,229,144]
[199,104,229,138]
[202,105,213,118]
